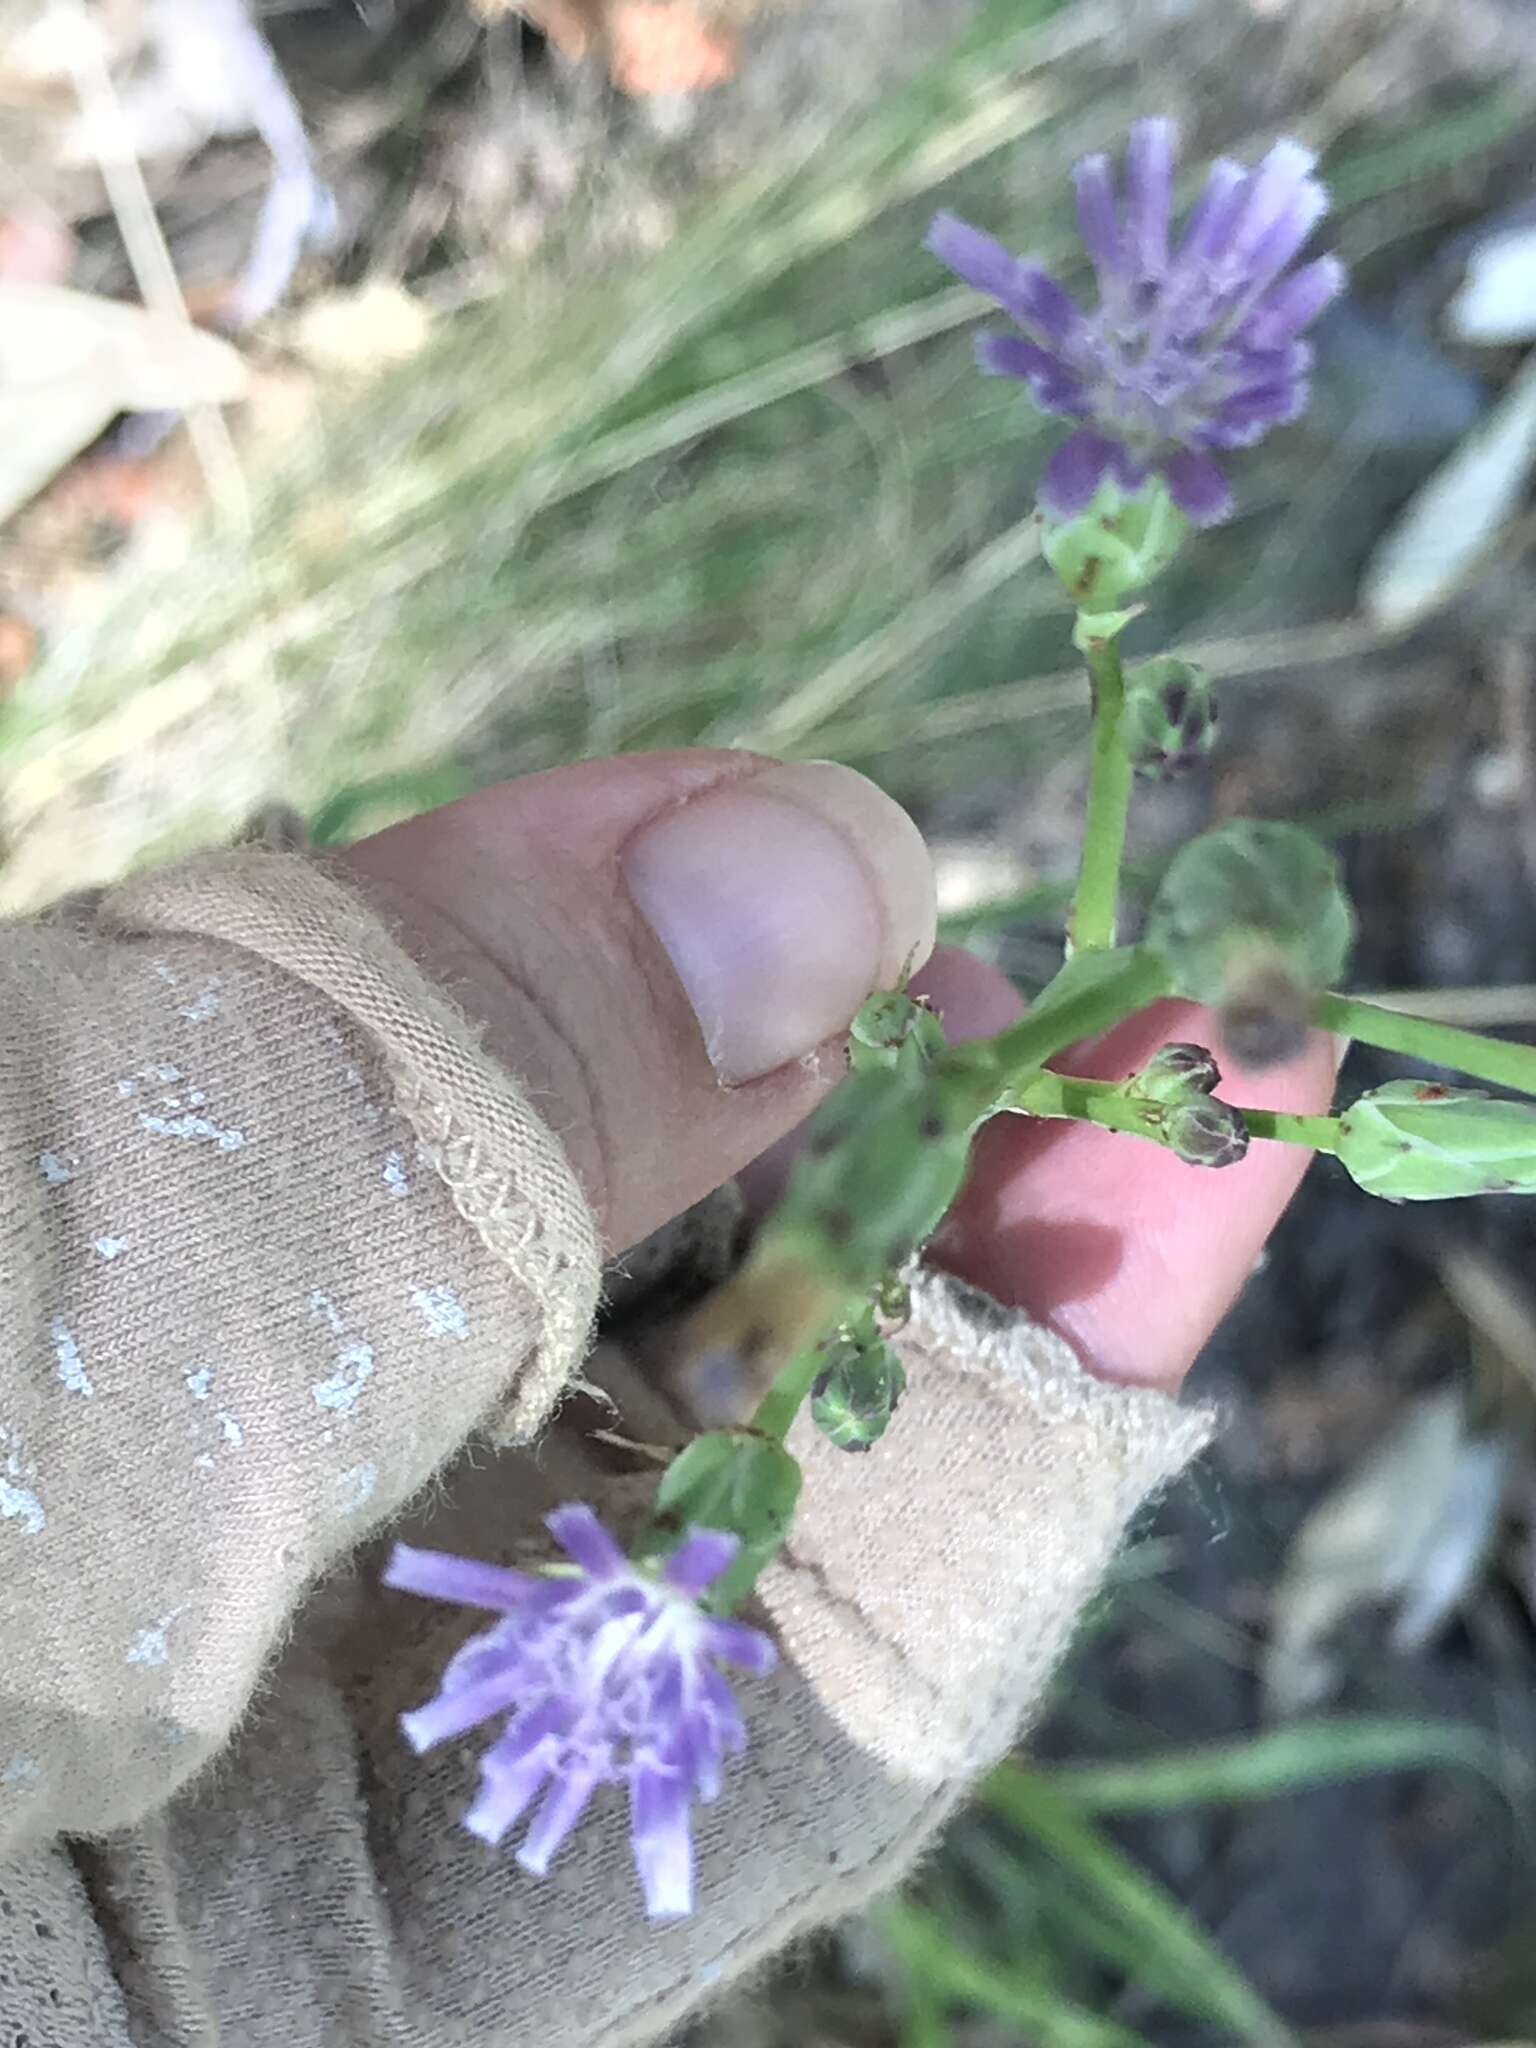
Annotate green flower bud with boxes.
[811,1323,908,1452]
[1162,1094,1250,1168]
[1123,657,1218,779]
[1145,820,1355,1064]
[650,1428,803,1609]
[1042,476,1188,619]
[1335,1081,1536,1201]
[849,990,947,1077]
[1131,1041,1222,1105]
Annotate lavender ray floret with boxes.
[400,1662,534,1753]
[1225,139,1320,268]
[697,1661,749,1748]
[631,1765,695,1920]
[1040,430,1131,518]
[1072,153,1130,300]
[383,1544,541,1613]
[1240,256,1343,347]
[662,1527,740,1595]
[976,336,1088,416]
[669,1706,726,1802]
[438,1620,538,1699]
[1201,382,1304,448]
[1158,449,1233,524]
[1174,158,1249,274]
[1223,182,1329,325]
[516,1756,607,1877]
[1124,117,1175,277]
[702,1616,780,1673]
[463,1738,558,1846]
[924,212,1084,343]
[547,1503,630,1578]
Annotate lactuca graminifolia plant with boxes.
[385,119,1536,1919]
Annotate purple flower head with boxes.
[926,119,1343,525]
[384,1505,776,1920]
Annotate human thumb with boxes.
[336,749,935,1255]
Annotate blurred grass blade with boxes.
[983,1772,1300,2048]
[896,1950,953,2048]
[731,515,1042,749]
[356,0,1072,545]
[879,1899,1151,2048]
[1032,1717,1510,1812]
[542,284,979,510]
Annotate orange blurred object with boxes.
[472,0,739,91]
[608,1,737,92]
[0,202,73,287]
[0,612,38,689]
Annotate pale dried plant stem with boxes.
[56,0,251,534]
[1359,986,1536,1030]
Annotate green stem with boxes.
[1003,1070,1160,1135]
[987,944,1174,1081]
[749,1338,831,1445]
[1241,1107,1342,1152]
[1066,638,1134,953]
[1316,991,1536,1099]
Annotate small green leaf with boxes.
[648,1430,801,1610]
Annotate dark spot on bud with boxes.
[1162,682,1189,723]
[1071,556,1103,601]
[820,1207,854,1246]
[920,1113,945,1140]
[1220,961,1312,1070]
[1413,1083,1451,1101]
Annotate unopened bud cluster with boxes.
[1129,1041,1249,1167]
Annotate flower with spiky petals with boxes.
[385,1505,776,1919]
[926,119,1343,525]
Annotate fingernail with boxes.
[622,761,936,1084]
